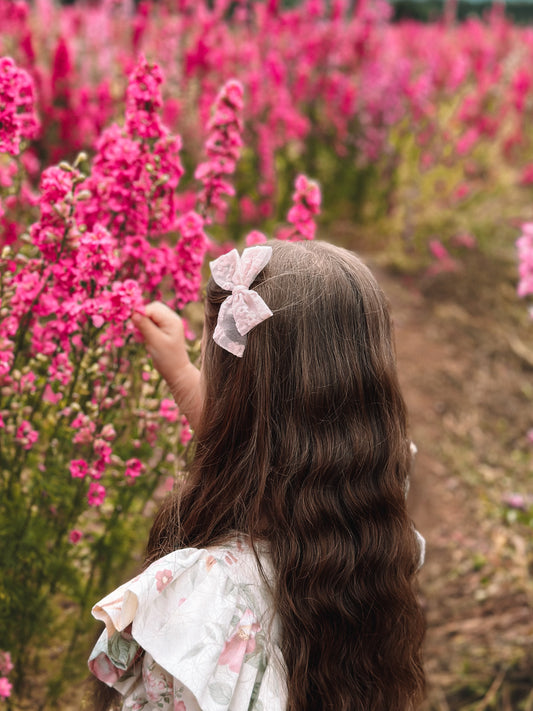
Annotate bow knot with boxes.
[209,246,273,357]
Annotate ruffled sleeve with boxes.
[88,545,286,711]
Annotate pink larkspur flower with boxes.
[68,529,83,544]
[159,398,178,423]
[195,79,244,222]
[0,57,39,155]
[125,56,165,139]
[15,420,38,449]
[125,458,144,479]
[282,174,321,241]
[69,459,88,479]
[87,482,106,507]
[180,416,192,445]
[0,676,12,699]
[245,230,268,246]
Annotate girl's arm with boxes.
[132,303,203,431]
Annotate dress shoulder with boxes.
[88,540,286,711]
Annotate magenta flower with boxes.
[68,529,83,544]
[0,676,12,699]
[180,416,192,445]
[245,230,268,246]
[69,459,88,479]
[87,482,106,507]
[0,56,39,156]
[280,174,321,241]
[15,420,38,450]
[125,56,165,140]
[195,79,244,222]
[159,398,178,423]
[124,458,144,479]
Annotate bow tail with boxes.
[213,296,247,357]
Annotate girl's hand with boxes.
[132,302,203,430]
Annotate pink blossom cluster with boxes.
[0,58,242,528]
[6,0,533,235]
[283,175,321,241]
[0,57,39,156]
[195,79,244,223]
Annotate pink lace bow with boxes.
[209,246,273,357]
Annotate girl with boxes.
[89,239,426,711]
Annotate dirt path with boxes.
[372,253,533,710]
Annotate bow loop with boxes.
[209,246,273,357]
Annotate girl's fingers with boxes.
[144,302,183,335]
[132,312,163,344]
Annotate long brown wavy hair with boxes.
[93,240,425,711]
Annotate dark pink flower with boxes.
[0,676,12,699]
[15,420,38,450]
[68,529,83,544]
[87,482,106,507]
[69,459,88,479]
[124,458,144,479]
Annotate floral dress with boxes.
[88,539,287,711]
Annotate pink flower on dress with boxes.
[89,653,122,685]
[218,609,260,673]
[174,701,186,711]
[155,569,173,592]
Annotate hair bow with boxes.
[209,246,273,357]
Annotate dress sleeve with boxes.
[88,546,286,711]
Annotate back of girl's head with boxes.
[199,239,409,519]
[147,239,425,711]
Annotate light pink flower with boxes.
[155,569,173,592]
[218,611,260,673]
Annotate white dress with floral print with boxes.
[88,539,287,711]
